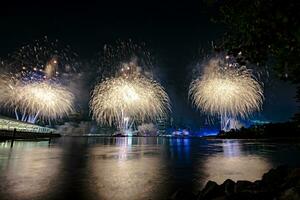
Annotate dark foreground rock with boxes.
[169,165,300,200]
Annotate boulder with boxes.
[230,191,257,200]
[279,187,300,200]
[173,166,300,200]
[169,188,197,200]
[198,181,225,199]
[235,180,254,193]
[262,165,289,190]
[220,179,235,196]
[283,168,300,189]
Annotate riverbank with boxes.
[217,121,300,139]
[170,166,300,200]
[0,129,60,140]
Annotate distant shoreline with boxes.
[55,135,300,142]
[2,131,300,141]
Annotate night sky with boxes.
[0,1,298,129]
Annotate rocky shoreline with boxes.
[170,166,300,200]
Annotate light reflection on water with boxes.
[0,137,300,200]
[203,140,271,184]
[0,141,62,200]
[89,138,165,200]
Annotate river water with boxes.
[0,137,300,200]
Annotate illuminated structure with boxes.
[189,56,263,131]
[0,116,54,133]
[156,117,168,135]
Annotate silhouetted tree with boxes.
[205,0,300,121]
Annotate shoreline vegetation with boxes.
[169,166,300,200]
[217,121,300,139]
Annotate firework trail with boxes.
[189,56,264,131]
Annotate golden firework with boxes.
[189,57,263,131]
[90,75,170,130]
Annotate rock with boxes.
[220,179,235,196]
[230,191,256,200]
[181,167,300,200]
[235,180,254,193]
[262,165,289,190]
[169,188,197,200]
[253,180,262,188]
[211,196,227,200]
[279,187,300,200]
[283,168,300,189]
[198,181,224,200]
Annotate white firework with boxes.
[189,57,264,131]
[90,75,170,132]
[14,82,74,123]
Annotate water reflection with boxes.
[222,140,242,157]
[88,137,167,200]
[202,140,271,184]
[116,137,132,160]
[0,138,299,200]
[0,141,61,200]
[169,138,190,162]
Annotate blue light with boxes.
[195,128,219,137]
[171,129,190,136]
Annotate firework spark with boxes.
[98,40,153,80]
[13,82,75,123]
[4,36,79,84]
[0,75,19,111]
[16,82,74,123]
[0,76,74,123]
[0,37,79,123]
[90,75,170,132]
[189,57,264,131]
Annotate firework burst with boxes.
[90,74,170,132]
[14,82,74,123]
[189,57,264,131]
[0,37,78,123]
[91,40,167,134]
[0,75,19,110]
